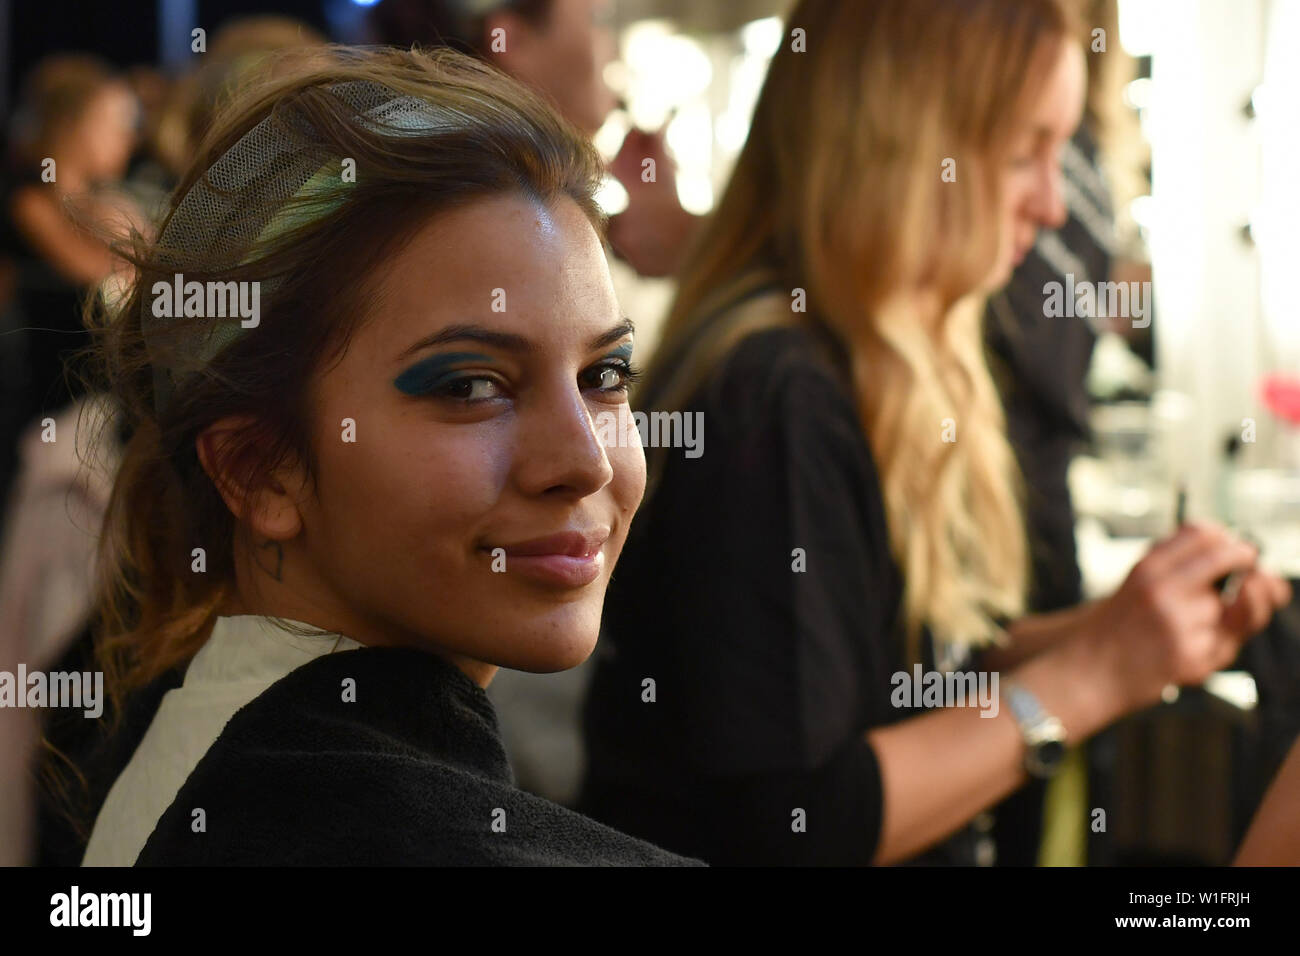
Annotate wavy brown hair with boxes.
[77,44,606,734]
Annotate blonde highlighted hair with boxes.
[645,0,1082,658]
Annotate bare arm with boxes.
[868,632,1125,864]
[867,524,1287,865]
[1235,735,1300,865]
[982,600,1102,671]
[9,187,132,287]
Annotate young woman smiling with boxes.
[77,46,700,866]
[579,0,1290,866]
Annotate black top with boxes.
[0,168,91,416]
[135,645,703,866]
[579,321,986,865]
[0,167,93,522]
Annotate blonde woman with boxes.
[579,0,1289,866]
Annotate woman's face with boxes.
[988,40,1087,289]
[290,192,644,678]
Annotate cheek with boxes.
[562,28,605,92]
[311,416,510,557]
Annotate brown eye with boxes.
[581,360,640,393]
[439,376,503,401]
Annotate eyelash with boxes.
[429,358,642,404]
[583,358,642,394]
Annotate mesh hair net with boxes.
[142,80,462,414]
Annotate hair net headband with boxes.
[142,80,462,415]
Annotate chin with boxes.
[500,607,602,674]
[505,637,597,674]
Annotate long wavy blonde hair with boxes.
[644,0,1081,658]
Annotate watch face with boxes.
[1038,739,1067,767]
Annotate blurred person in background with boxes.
[4,19,331,867]
[0,54,144,513]
[367,0,697,280]
[0,53,145,865]
[150,15,330,186]
[981,0,1151,867]
[578,0,1290,866]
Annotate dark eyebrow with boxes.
[398,316,635,360]
[398,324,531,360]
[591,317,635,350]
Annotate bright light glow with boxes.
[677,173,714,216]
[592,110,631,164]
[595,174,630,216]
[1258,2,1300,369]
[351,0,380,6]
[665,103,711,170]
[602,59,629,97]
[1129,194,1154,231]
[667,102,714,214]
[1117,0,1160,57]
[716,53,770,155]
[622,22,713,131]
[1250,83,1268,118]
[740,16,783,56]
[1123,76,1153,111]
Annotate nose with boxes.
[1032,157,1069,230]
[513,381,615,500]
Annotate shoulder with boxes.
[135,645,703,866]
[691,318,859,441]
[714,317,847,392]
[134,647,525,864]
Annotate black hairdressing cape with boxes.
[135,645,702,866]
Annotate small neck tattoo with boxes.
[257,540,284,582]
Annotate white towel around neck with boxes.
[81,614,363,867]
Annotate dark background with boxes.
[3,0,338,117]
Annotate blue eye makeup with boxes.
[393,352,494,396]
[394,344,640,402]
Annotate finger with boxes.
[1268,573,1293,608]
[1221,573,1278,638]
[1142,522,1229,577]
[1172,538,1258,588]
[1177,592,1227,630]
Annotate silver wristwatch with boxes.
[1003,681,1068,779]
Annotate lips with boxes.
[498,531,607,558]
[484,529,610,589]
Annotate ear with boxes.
[195,416,307,543]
